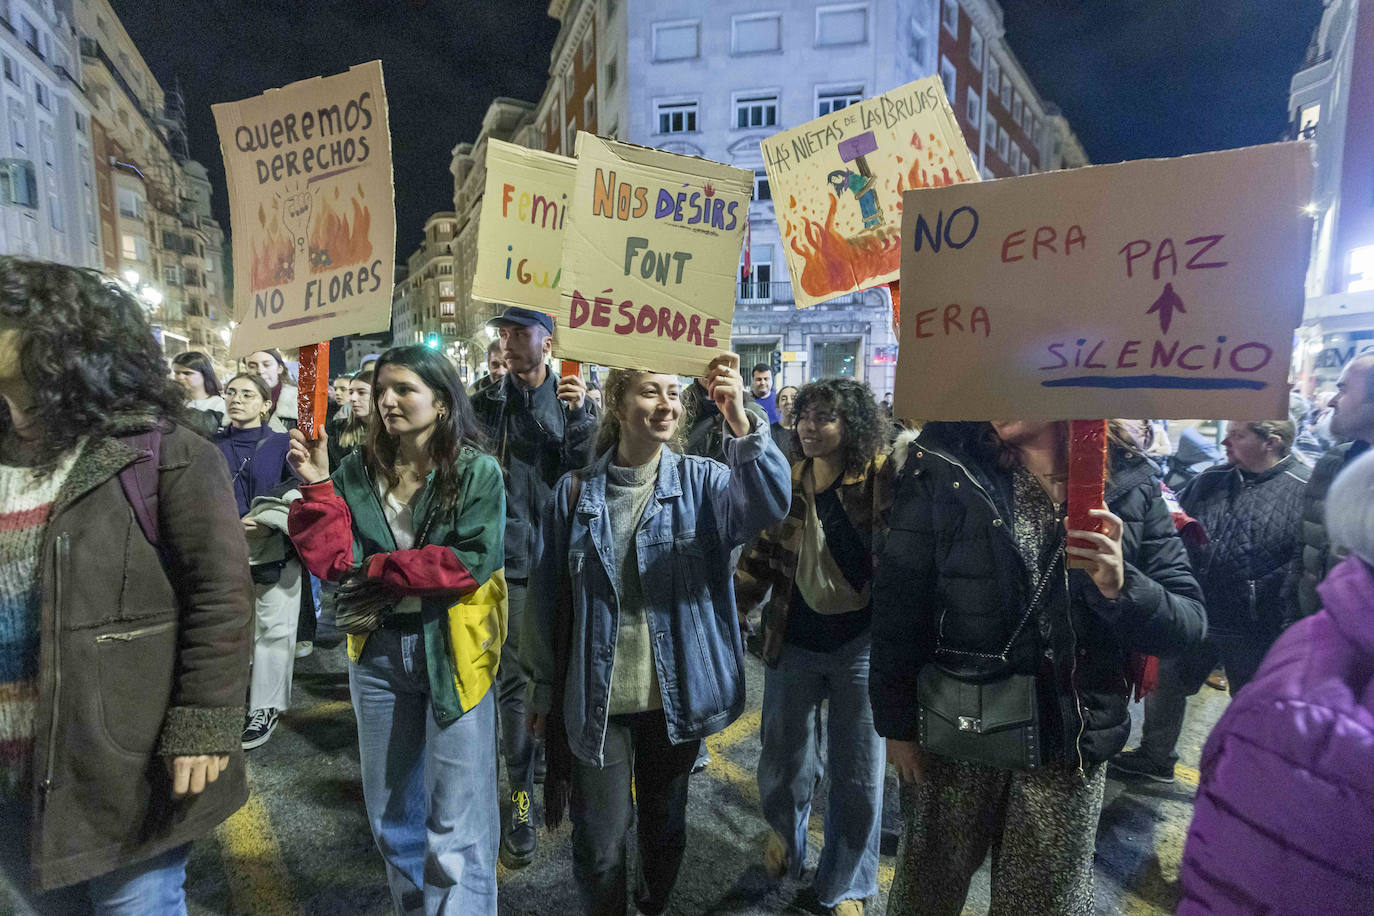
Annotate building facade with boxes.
[0,0,101,268]
[397,212,459,354]
[1289,0,1374,386]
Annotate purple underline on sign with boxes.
[269,312,337,329]
[308,165,363,185]
[1041,375,1268,391]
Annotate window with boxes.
[1000,74,1011,108]
[940,56,957,105]
[121,233,149,263]
[817,86,862,116]
[987,58,1000,102]
[733,12,781,54]
[563,67,575,106]
[1014,98,1025,128]
[117,187,145,221]
[47,192,61,231]
[604,55,617,88]
[811,339,860,381]
[20,17,39,55]
[0,158,36,208]
[1348,244,1374,293]
[1029,115,1038,142]
[1009,146,1020,173]
[2,54,17,86]
[163,264,181,286]
[584,89,595,127]
[655,99,697,134]
[941,0,958,34]
[652,20,700,61]
[440,302,455,317]
[40,127,52,167]
[968,26,983,69]
[816,4,868,47]
[734,92,778,129]
[74,110,87,134]
[566,121,577,153]
[580,35,594,68]
[1298,103,1320,140]
[997,127,1009,160]
[753,168,771,202]
[966,91,980,126]
[740,244,773,302]
[908,14,928,63]
[9,105,26,151]
[984,113,996,141]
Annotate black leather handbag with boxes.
[916,541,1063,771]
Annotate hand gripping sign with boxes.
[893,142,1315,423]
[556,133,753,376]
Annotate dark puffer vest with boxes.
[869,422,1206,766]
[1178,455,1309,637]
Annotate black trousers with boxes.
[570,709,701,916]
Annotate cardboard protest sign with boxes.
[557,133,752,376]
[471,140,575,313]
[760,76,978,308]
[894,142,1314,422]
[213,61,395,356]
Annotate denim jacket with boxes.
[524,417,790,766]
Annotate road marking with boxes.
[705,710,895,892]
[1175,764,1200,787]
[215,785,300,915]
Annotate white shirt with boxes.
[377,480,422,616]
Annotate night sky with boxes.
[112,0,1324,255]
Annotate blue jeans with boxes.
[0,807,189,916]
[350,625,499,916]
[757,633,883,908]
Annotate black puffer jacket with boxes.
[870,422,1205,766]
[1179,456,1309,637]
[1284,440,1369,623]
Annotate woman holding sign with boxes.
[286,346,506,915]
[524,354,789,916]
[870,420,1204,916]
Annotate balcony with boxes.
[736,279,869,307]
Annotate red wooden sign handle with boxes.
[560,359,581,378]
[1067,419,1108,566]
[297,343,330,440]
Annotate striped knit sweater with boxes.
[0,450,79,799]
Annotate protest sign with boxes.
[213,61,395,356]
[557,132,752,376]
[471,140,575,313]
[893,142,1314,421]
[760,76,977,308]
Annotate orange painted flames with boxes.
[250,231,295,291]
[308,197,373,272]
[789,195,900,299]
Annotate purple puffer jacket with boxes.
[1178,556,1374,914]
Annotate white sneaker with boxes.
[294,640,313,658]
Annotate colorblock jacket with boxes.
[524,419,790,766]
[287,447,506,723]
[1179,556,1374,913]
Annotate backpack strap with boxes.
[117,427,163,549]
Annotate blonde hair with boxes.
[593,369,686,456]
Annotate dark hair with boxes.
[366,346,486,512]
[486,338,503,356]
[336,369,374,450]
[594,369,685,456]
[350,367,374,386]
[751,363,771,376]
[793,378,885,474]
[172,350,221,397]
[0,257,186,468]
[224,372,272,424]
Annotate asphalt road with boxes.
[180,640,1227,915]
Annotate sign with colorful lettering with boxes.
[213,61,395,355]
[471,139,574,313]
[760,76,978,308]
[893,142,1315,421]
[557,132,753,376]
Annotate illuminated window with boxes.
[1349,245,1374,293]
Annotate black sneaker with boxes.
[242,708,279,750]
[501,789,537,867]
[1109,748,1175,783]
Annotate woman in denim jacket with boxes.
[525,354,789,915]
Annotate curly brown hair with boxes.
[792,378,887,474]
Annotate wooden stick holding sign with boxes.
[297,343,330,439]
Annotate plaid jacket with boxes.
[735,450,897,666]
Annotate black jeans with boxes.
[499,580,537,793]
[570,710,701,916]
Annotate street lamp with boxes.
[140,286,163,308]
[123,269,140,287]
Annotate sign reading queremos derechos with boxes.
[894,142,1314,421]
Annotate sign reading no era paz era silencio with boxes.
[471,139,575,315]
[557,133,753,376]
[760,75,978,308]
[894,142,1314,422]
[213,60,395,356]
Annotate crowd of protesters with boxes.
[0,255,1371,916]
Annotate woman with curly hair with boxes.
[735,378,893,916]
[0,258,252,912]
[525,356,789,915]
[286,346,506,914]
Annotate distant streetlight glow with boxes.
[123,269,140,286]
[1303,202,1320,216]
[140,286,163,307]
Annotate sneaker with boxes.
[832,901,864,916]
[501,789,537,867]
[762,830,787,880]
[692,746,710,774]
[1108,748,1175,784]
[242,708,279,750]
[294,640,314,659]
[1205,669,1228,691]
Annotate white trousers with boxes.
[250,559,301,711]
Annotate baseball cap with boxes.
[486,306,554,335]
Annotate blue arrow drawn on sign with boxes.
[1147,283,1186,335]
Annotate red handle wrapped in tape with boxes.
[1067,419,1108,554]
[297,343,330,440]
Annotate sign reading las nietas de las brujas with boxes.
[213,61,395,355]
[557,133,753,377]
[471,139,575,313]
[894,142,1314,422]
[760,76,978,308]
